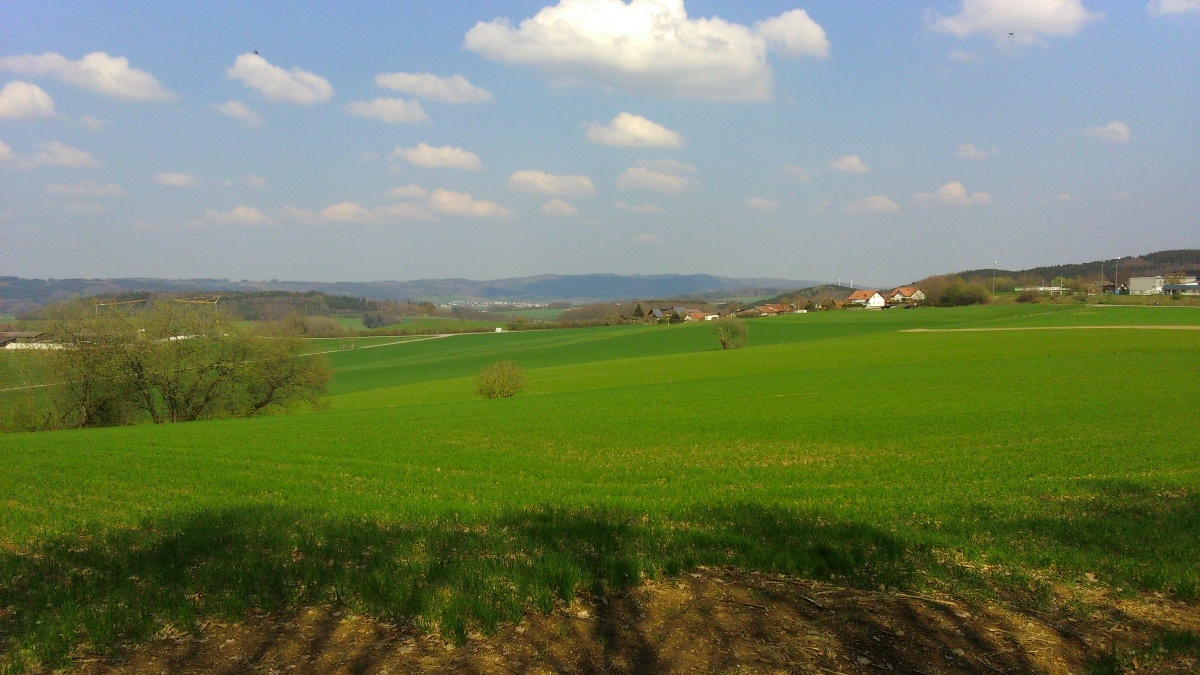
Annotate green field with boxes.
[1,304,1198,668]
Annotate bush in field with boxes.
[1015,291,1041,304]
[38,301,330,428]
[476,361,525,398]
[713,316,748,350]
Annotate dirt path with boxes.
[77,568,1199,674]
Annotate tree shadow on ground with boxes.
[1,481,1197,672]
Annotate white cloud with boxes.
[155,172,200,187]
[957,142,997,159]
[31,141,99,168]
[245,174,268,189]
[829,155,869,174]
[782,164,813,182]
[1084,121,1131,143]
[379,202,436,221]
[465,0,828,102]
[754,9,830,57]
[1056,193,1073,202]
[632,233,661,244]
[45,181,123,196]
[427,189,511,218]
[929,0,1103,42]
[0,52,175,101]
[508,170,596,196]
[344,97,428,124]
[79,114,105,130]
[226,53,333,105]
[1148,0,1200,15]
[0,81,55,119]
[0,140,13,163]
[635,158,695,174]
[542,199,579,216]
[374,72,493,103]
[319,201,374,224]
[915,181,993,206]
[617,167,692,192]
[615,201,665,214]
[204,205,275,227]
[845,195,900,214]
[585,112,684,148]
[212,101,262,127]
[391,143,483,170]
[948,49,983,64]
[745,197,777,211]
[387,184,428,199]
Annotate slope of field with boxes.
[1,305,1198,669]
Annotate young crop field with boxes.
[1,304,1198,671]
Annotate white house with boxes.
[846,289,887,309]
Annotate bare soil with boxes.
[74,568,1199,674]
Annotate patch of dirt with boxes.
[74,568,1200,674]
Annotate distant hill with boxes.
[0,274,822,314]
[953,249,1200,284]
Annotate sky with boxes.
[1,0,1197,286]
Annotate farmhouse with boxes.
[0,332,44,349]
[846,290,886,309]
[886,287,925,304]
[753,304,792,316]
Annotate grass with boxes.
[0,304,1198,669]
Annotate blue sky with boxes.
[1,0,1197,286]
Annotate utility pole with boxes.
[1113,257,1120,295]
[1099,260,1105,295]
[992,261,998,294]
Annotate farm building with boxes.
[846,290,886,309]
[1129,276,1198,295]
[0,332,44,349]
[753,304,792,316]
[886,287,925,304]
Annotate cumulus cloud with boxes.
[31,141,99,168]
[617,167,692,192]
[379,202,437,220]
[79,114,106,130]
[754,9,830,57]
[957,142,997,159]
[585,112,684,148]
[914,181,992,206]
[1148,0,1200,15]
[829,155,869,174]
[203,205,275,227]
[344,97,428,124]
[387,184,428,199]
[212,101,262,127]
[0,140,13,163]
[0,52,175,101]
[1084,121,1131,143]
[615,201,665,214]
[635,158,695,173]
[508,170,596,196]
[782,164,813,182]
[226,53,333,105]
[318,201,374,224]
[631,233,661,244]
[427,188,511,218]
[45,181,123,196]
[391,143,483,170]
[375,72,493,103]
[464,0,829,102]
[0,81,55,119]
[541,199,579,216]
[155,172,200,187]
[745,196,777,211]
[845,195,900,214]
[929,0,1103,42]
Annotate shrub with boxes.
[476,361,525,398]
[1015,290,1041,304]
[712,317,748,350]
